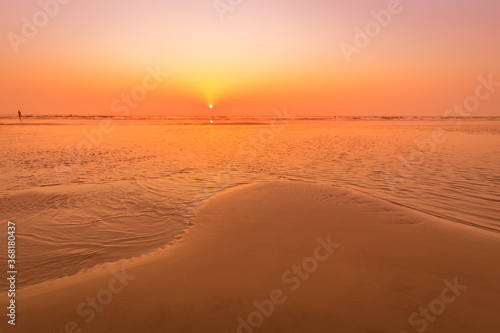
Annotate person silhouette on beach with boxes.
[18,110,22,122]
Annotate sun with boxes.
[209,105,213,109]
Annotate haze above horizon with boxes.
[2,0,499,116]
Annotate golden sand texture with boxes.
[5,182,499,332]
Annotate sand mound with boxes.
[5,182,500,332]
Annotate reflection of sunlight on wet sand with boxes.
[208,124,215,145]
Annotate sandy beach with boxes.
[2,0,500,331]
[6,181,500,333]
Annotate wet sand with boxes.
[2,120,500,289]
[7,182,500,332]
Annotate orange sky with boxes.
[1,0,499,116]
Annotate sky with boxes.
[1,0,499,116]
